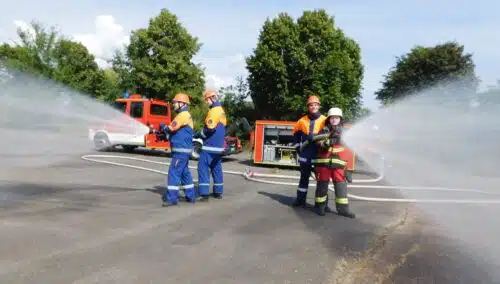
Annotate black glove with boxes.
[159,123,167,132]
[329,125,341,137]
[156,132,168,141]
[345,170,353,183]
[321,138,332,148]
[193,132,202,139]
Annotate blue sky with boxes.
[1,0,499,110]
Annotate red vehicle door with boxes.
[146,101,172,129]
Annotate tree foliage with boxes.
[375,41,478,105]
[0,21,120,101]
[15,20,60,77]
[125,9,205,103]
[219,76,256,123]
[0,12,210,131]
[52,39,106,96]
[246,9,364,121]
[110,50,135,94]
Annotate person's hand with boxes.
[159,123,167,132]
[322,139,332,147]
[345,170,353,183]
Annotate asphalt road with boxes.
[0,150,498,283]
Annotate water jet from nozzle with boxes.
[343,78,500,278]
[0,69,149,169]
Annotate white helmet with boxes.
[327,107,343,118]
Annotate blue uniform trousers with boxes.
[296,162,313,201]
[197,151,223,196]
[163,154,195,204]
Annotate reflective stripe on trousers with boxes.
[171,148,192,154]
[201,145,224,153]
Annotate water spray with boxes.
[0,69,149,169]
[343,79,500,277]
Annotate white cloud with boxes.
[66,15,245,90]
[72,15,129,68]
[11,15,244,91]
[195,53,247,90]
[12,16,129,68]
[205,74,231,90]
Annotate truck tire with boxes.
[191,141,202,160]
[122,145,137,153]
[93,132,112,152]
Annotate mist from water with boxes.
[0,69,150,168]
[344,79,500,276]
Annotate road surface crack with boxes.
[330,207,421,284]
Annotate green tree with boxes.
[246,9,364,121]
[98,68,121,102]
[0,20,120,99]
[52,39,105,97]
[375,41,478,106]
[125,8,205,103]
[0,21,61,78]
[14,20,61,78]
[0,43,36,74]
[219,76,255,141]
[220,76,256,125]
[110,49,136,94]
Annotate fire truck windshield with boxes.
[111,101,126,113]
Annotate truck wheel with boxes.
[191,142,202,160]
[122,145,137,153]
[94,132,111,151]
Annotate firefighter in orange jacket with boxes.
[292,95,326,207]
[312,107,356,218]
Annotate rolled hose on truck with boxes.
[81,154,500,204]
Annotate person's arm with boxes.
[168,112,189,133]
[200,109,220,139]
[293,119,304,151]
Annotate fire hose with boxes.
[81,154,500,204]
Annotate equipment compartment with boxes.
[261,124,297,164]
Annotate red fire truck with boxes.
[89,93,243,159]
[249,120,356,170]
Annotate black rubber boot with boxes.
[292,191,307,207]
[325,195,333,213]
[334,181,356,219]
[338,210,356,219]
[316,202,327,216]
[197,195,210,202]
[162,201,179,207]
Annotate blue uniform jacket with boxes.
[163,106,193,156]
[200,101,227,154]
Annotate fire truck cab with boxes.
[89,93,243,159]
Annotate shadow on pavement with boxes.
[0,182,141,213]
[145,185,164,196]
[257,190,498,283]
[257,190,382,256]
[145,185,198,201]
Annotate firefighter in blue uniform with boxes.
[196,90,227,201]
[292,95,326,207]
[157,93,196,206]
